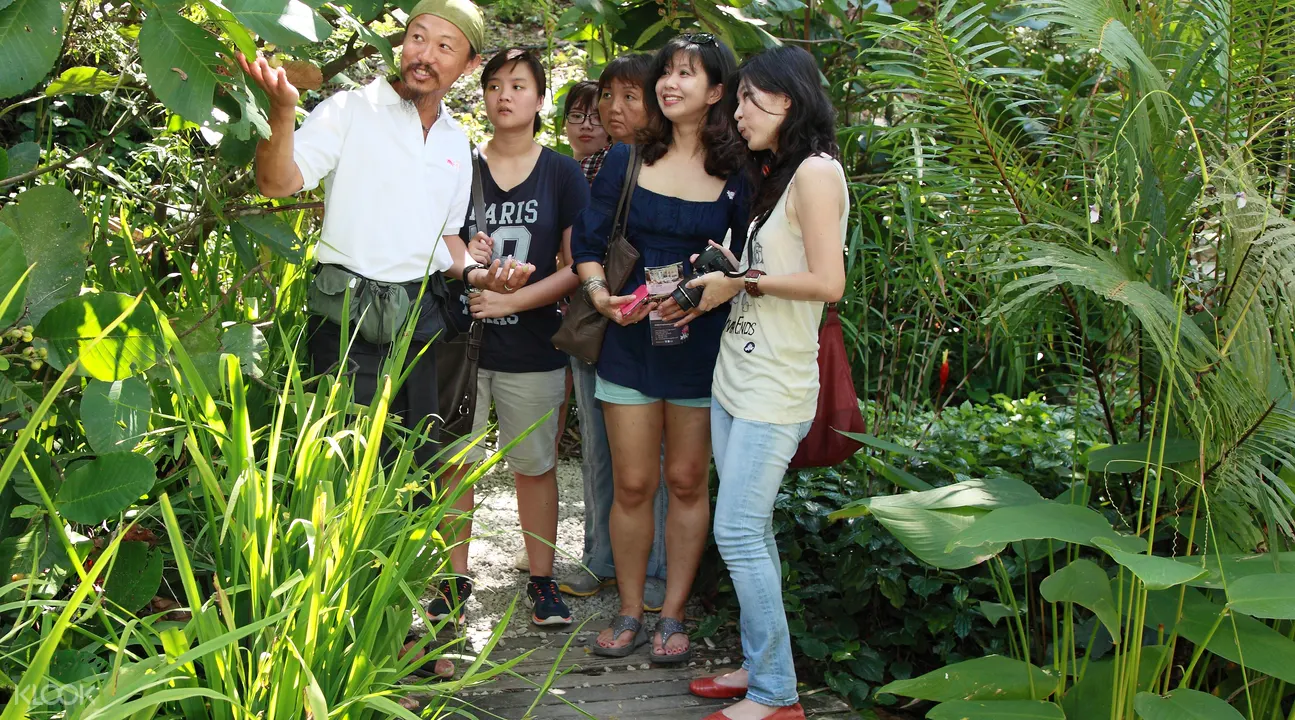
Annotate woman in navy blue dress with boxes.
[572,34,750,664]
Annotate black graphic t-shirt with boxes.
[453,147,590,372]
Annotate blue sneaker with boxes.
[426,577,472,625]
[528,577,572,626]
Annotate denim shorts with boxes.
[594,376,711,408]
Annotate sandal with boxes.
[591,614,648,658]
[650,617,692,665]
[402,632,456,680]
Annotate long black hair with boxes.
[735,46,839,228]
[639,34,745,178]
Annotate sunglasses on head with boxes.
[679,32,716,45]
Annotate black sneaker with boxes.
[527,576,572,626]
[426,577,472,625]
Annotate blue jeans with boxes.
[711,401,811,708]
[572,358,668,579]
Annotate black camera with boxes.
[670,244,740,312]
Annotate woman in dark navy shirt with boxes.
[572,34,750,664]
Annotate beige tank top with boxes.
[712,156,849,424]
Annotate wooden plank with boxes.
[409,625,855,720]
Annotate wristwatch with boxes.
[744,269,766,298]
[462,263,485,288]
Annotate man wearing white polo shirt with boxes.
[238,0,531,463]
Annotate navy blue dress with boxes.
[571,144,752,400]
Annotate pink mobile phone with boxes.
[619,285,650,317]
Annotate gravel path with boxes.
[431,457,709,655]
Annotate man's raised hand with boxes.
[237,52,300,110]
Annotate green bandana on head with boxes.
[407,0,486,55]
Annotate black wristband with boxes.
[462,263,485,288]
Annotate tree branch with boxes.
[321,30,405,81]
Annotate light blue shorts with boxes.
[595,376,711,408]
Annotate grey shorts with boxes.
[450,367,567,476]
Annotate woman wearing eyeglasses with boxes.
[563,80,611,182]
[572,33,750,665]
[665,46,849,720]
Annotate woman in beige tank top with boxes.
[664,46,849,720]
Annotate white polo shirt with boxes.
[293,77,471,283]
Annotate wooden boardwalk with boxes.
[418,626,859,720]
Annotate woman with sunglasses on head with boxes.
[559,52,672,617]
[572,32,750,665]
[435,47,590,629]
[664,45,849,720]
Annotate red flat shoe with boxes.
[768,704,807,720]
[690,676,747,699]
[700,704,806,720]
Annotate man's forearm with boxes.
[255,105,304,197]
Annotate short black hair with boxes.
[596,52,652,98]
[564,80,599,118]
[481,47,547,134]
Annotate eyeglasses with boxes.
[566,111,602,127]
[679,32,716,45]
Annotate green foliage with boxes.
[877,655,1054,702]
[705,395,1093,708]
[0,185,90,325]
[0,0,66,99]
[55,451,158,523]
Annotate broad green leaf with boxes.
[878,656,1053,702]
[1061,646,1169,720]
[1039,559,1121,642]
[950,502,1144,554]
[979,601,1021,626]
[1145,588,1295,684]
[0,222,29,327]
[1225,573,1295,619]
[237,213,305,262]
[198,0,257,59]
[103,541,163,613]
[81,378,152,453]
[0,146,6,179]
[0,0,65,99]
[11,445,58,504]
[869,504,1004,569]
[862,454,934,492]
[55,452,158,524]
[1086,437,1198,473]
[1092,538,1207,590]
[36,292,165,381]
[222,323,267,378]
[227,0,333,47]
[830,476,1045,520]
[927,700,1065,720]
[6,141,39,176]
[0,185,90,325]
[45,66,123,96]
[175,308,223,392]
[841,430,921,456]
[139,11,230,126]
[1185,551,1295,589]
[1134,689,1244,720]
